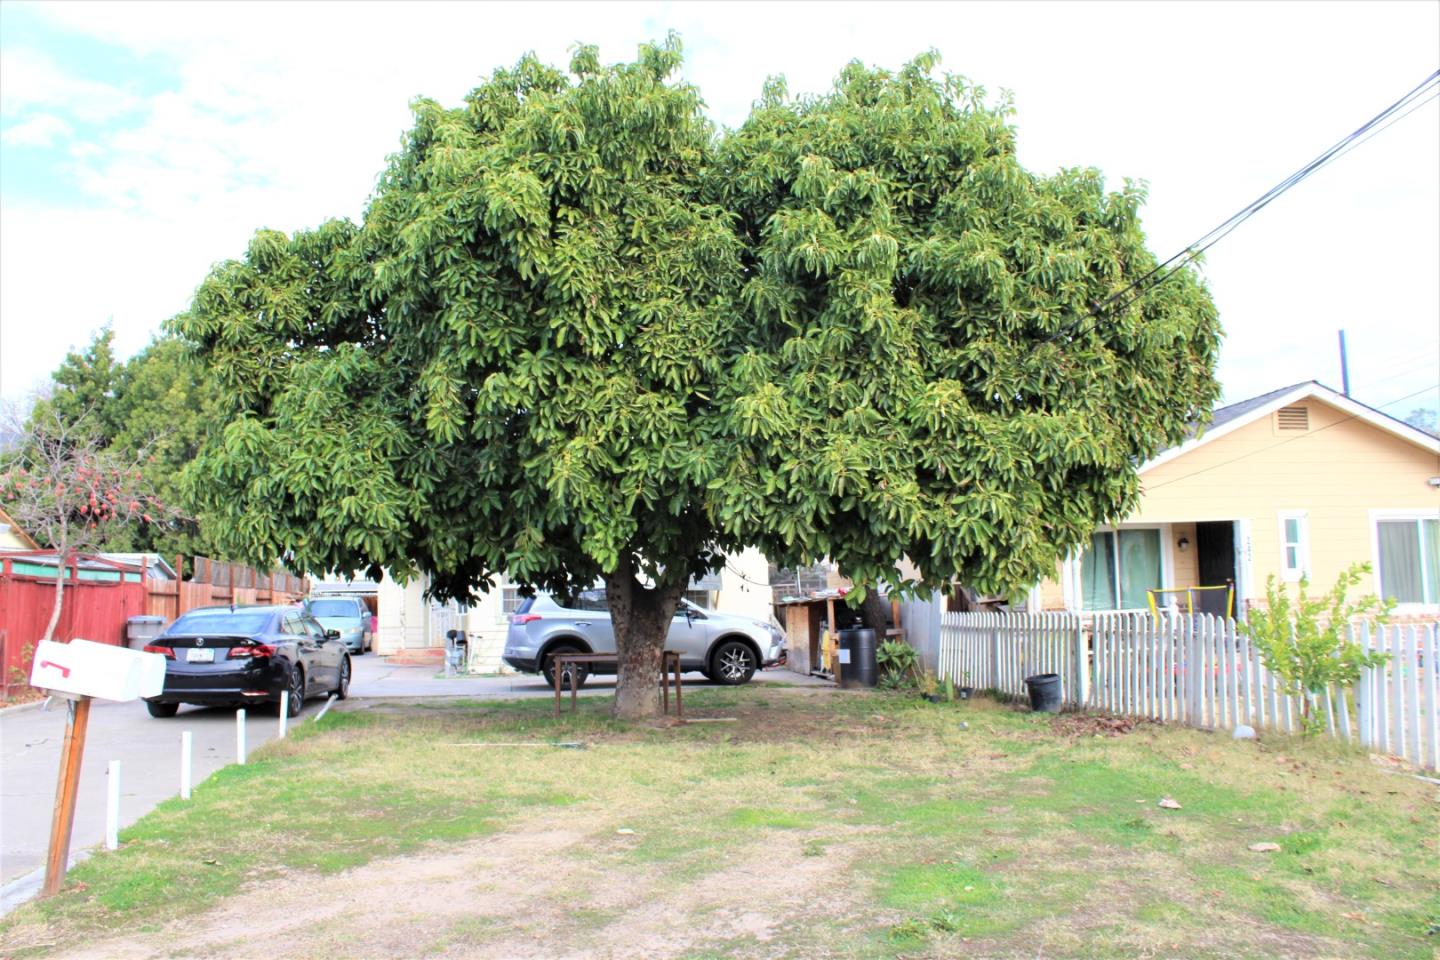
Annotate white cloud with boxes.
[1,0,1437,415]
[0,113,72,146]
[0,46,139,122]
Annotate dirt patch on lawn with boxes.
[447,832,868,960]
[1049,713,1158,739]
[33,821,871,960]
[43,827,586,960]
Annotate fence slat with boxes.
[1404,627,1420,765]
[1335,683,1352,744]
[1424,625,1439,772]
[1357,624,1372,748]
[1388,625,1403,757]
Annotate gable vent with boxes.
[1276,406,1309,431]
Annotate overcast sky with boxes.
[2,0,1437,420]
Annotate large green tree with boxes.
[174,39,1221,719]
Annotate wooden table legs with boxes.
[552,652,683,717]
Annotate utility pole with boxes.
[1338,329,1351,397]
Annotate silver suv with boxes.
[502,589,785,688]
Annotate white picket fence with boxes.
[938,611,1440,772]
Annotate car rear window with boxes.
[514,596,536,616]
[308,599,362,618]
[166,611,273,635]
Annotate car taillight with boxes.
[143,644,175,659]
[228,644,277,659]
[511,614,543,625]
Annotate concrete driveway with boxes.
[0,695,283,904]
[1,655,823,911]
[350,652,824,698]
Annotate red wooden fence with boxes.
[0,555,146,697]
[0,553,307,698]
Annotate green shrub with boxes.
[877,640,920,690]
[1238,563,1391,733]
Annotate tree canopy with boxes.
[7,327,224,563]
[174,38,1221,717]
[708,52,1220,595]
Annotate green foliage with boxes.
[917,669,939,697]
[173,36,739,599]
[876,639,920,689]
[1238,563,1392,733]
[169,39,1221,618]
[711,54,1222,596]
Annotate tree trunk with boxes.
[42,546,69,644]
[859,589,891,637]
[606,555,689,721]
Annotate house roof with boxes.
[0,506,39,549]
[1142,380,1440,473]
[98,553,179,580]
[1204,382,1314,433]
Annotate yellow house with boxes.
[0,506,39,550]
[1038,381,1440,618]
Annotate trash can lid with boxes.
[127,615,166,623]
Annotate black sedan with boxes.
[142,605,351,718]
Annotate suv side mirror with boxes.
[325,629,341,640]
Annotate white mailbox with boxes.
[29,638,167,701]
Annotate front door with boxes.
[1194,521,1236,616]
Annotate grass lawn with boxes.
[2,686,1436,959]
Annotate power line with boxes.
[1098,69,1440,321]
[1142,383,1439,493]
[723,561,772,587]
[1322,88,1440,171]
[1050,68,1440,343]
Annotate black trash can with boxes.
[1024,673,1062,712]
[837,628,878,689]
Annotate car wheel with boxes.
[146,700,179,718]
[333,656,351,700]
[281,664,305,716]
[541,643,588,691]
[710,641,757,685]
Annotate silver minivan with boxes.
[502,589,785,688]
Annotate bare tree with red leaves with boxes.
[1,403,175,643]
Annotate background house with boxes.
[1036,382,1439,619]
[340,548,775,671]
[0,506,38,550]
[894,381,1440,671]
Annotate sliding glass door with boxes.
[1080,529,1163,611]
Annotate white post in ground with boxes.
[236,708,247,765]
[105,760,120,851]
[278,689,289,739]
[180,731,193,800]
[313,694,338,723]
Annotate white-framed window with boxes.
[1278,511,1309,582]
[1078,527,1165,611]
[500,586,525,621]
[1374,515,1440,606]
